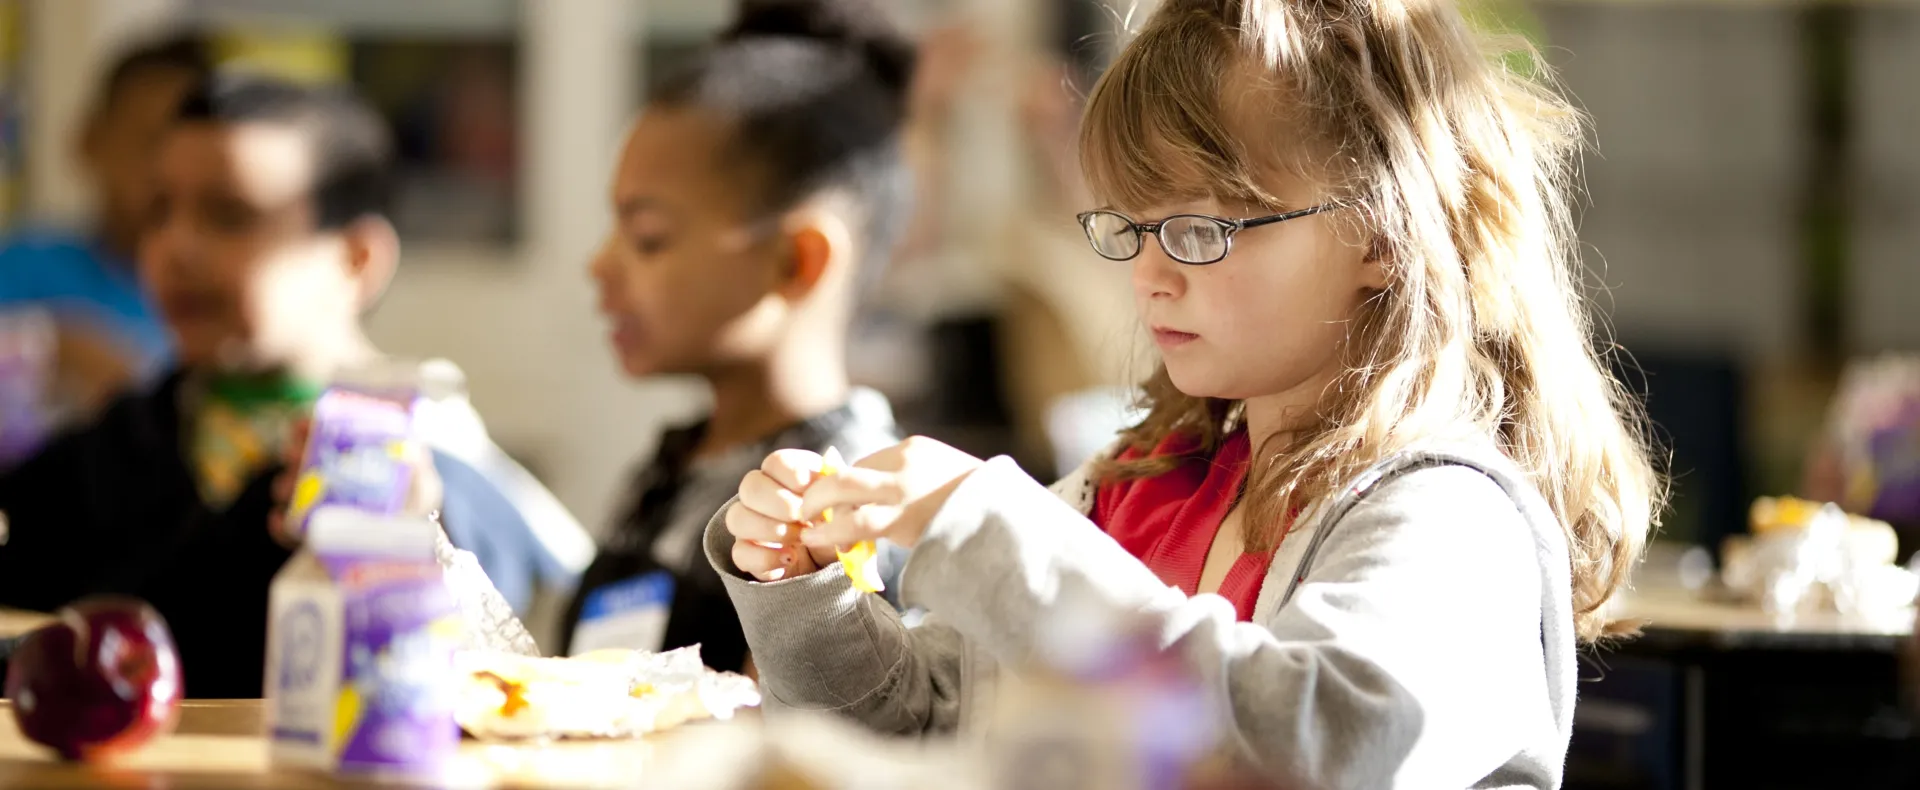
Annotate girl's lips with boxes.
[1153,328,1199,347]
[602,310,644,352]
[608,321,643,352]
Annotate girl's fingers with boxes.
[805,544,840,569]
[730,540,788,581]
[738,471,808,523]
[759,449,825,493]
[732,539,818,582]
[798,504,899,549]
[798,467,905,521]
[724,500,805,544]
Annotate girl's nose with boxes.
[1132,240,1186,301]
[587,235,618,284]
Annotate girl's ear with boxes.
[776,209,853,301]
[343,216,401,308]
[1360,236,1392,291]
[784,225,833,300]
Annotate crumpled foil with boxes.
[434,525,542,656]
[1723,501,1919,619]
[455,645,761,741]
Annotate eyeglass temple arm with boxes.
[1237,204,1334,230]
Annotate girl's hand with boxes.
[727,451,841,581]
[795,437,985,551]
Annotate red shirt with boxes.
[1093,431,1276,622]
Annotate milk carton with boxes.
[265,508,462,778]
[285,360,464,540]
[986,588,1219,790]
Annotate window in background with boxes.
[352,40,518,246]
[633,2,726,104]
[624,0,971,103]
[640,37,706,91]
[191,0,521,248]
[631,0,945,106]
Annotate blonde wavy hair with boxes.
[1080,0,1663,640]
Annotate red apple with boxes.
[4,596,182,761]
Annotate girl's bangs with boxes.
[1079,12,1271,212]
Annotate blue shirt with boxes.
[434,449,577,615]
[0,230,171,376]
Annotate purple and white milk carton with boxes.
[265,508,462,778]
[285,360,464,540]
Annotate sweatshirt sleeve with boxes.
[702,508,968,734]
[901,457,1552,788]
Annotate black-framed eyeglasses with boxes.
[1075,205,1336,265]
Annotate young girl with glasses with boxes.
[710,0,1664,784]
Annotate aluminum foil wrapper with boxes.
[454,645,761,741]
[1723,500,1920,619]
[434,525,542,656]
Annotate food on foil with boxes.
[454,646,759,741]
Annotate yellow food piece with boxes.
[836,541,885,593]
[1748,495,1899,566]
[333,686,361,752]
[1751,495,1824,534]
[819,450,884,594]
[289,472,325,525]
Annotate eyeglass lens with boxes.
[1083,211,1141,260]
[1082,211,1231,264]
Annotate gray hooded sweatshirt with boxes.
[702,439,1578,789]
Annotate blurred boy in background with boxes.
[0,73,570,695]
[0,36,207,423]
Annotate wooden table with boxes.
[1611,580,1916,652]
[0,700,772,789]
[0,609,51,640]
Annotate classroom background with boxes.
[2,0,1918,787]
